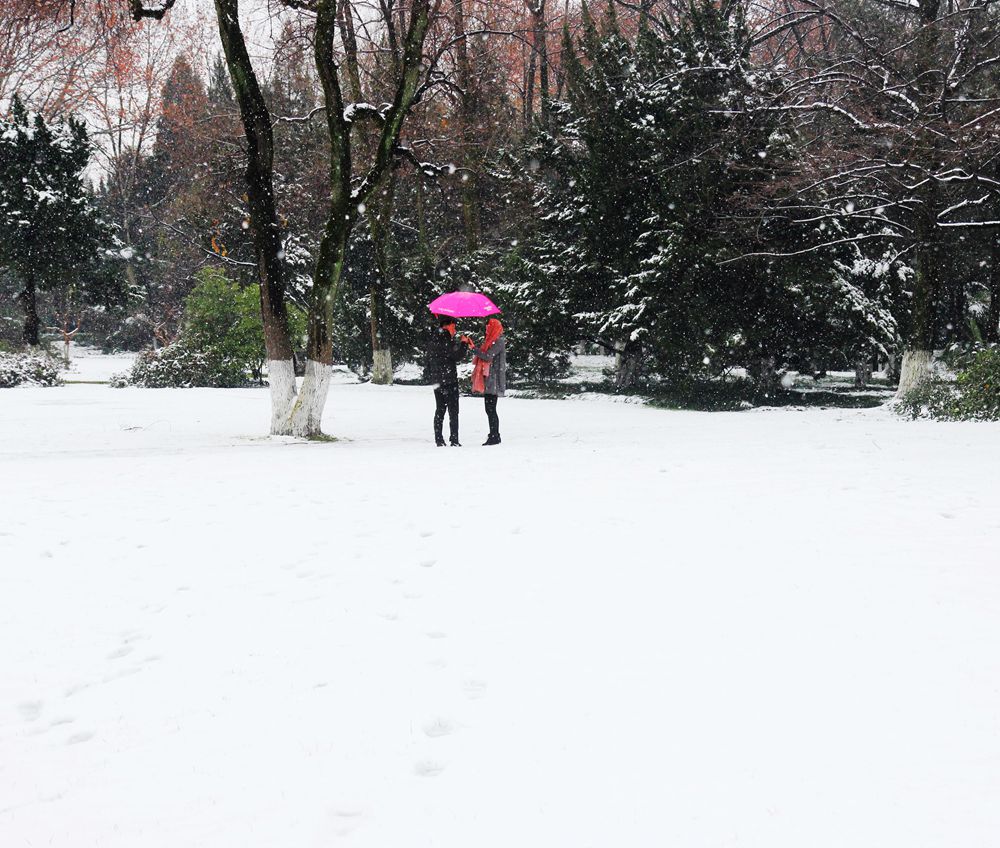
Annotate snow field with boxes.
[2,381,1000,847]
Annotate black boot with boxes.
[450,439,462,447]
[435,435,446,447]
[483,434,501,446]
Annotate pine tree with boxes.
[513,1,900,390]
[0,97,124,346]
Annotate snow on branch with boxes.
[273,106,326,125]
[938,193,992,221]
[343,103,387,125]
[389,145,467,180]
[718,232,905,265]
[130,0,178,21]
[712,102,893,133]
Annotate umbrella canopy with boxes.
[427,291,501,318]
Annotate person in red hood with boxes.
[470,317,507,445]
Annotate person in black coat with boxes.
[426,315,474,446]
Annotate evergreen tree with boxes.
[513,1,899,389]
[0,97,125,346]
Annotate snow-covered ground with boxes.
[58,344,137,383]
[2,376,1000,848]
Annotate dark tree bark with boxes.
[340,0,396,383]
[529,0,549,122]
[854,356,872,389]
[19,276,40,347]
[987,239,1000,344]
[454,0,480,251]
[213,0,294,365]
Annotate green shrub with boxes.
[898,348,1000,420]
[182,267,268,381]
[897,378,960,420]
[953,348,1000,420]
[112,267,307,388]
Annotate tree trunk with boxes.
[987,238,1000,343]
[896,349,934,397]
[278,0,431,434]
[214,0,296,434]
[614,341,641,391]
[372,349,394,384]
[415,177,434,279]
[529,0,549,123]
[854,356,872,389]
[367,172,397,385]
[895,0,942,399]
[749,355,779,395]
[524,43,536,126]
[454,0,480,251]
[895,236,938,399]
[19,277,40,347]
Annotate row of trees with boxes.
[4,0,1000,432]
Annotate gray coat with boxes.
[474,336,507,396]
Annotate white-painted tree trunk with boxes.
[268,359,298,434]
[288,360,333,437]
[371,348,393,385]
[895,349,933,399]
[267,359,333,437]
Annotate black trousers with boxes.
[434,384,460,443]
[485,393,500,437]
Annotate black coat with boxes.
[425,328,467,387]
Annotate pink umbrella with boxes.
[428,291,501,318]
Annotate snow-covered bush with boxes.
[0,351,61,387]
[898,349,1000,420]
[110,338,248,388]
[896,379,959,420]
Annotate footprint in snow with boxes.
[413,759,446,777]
[418,530,434,538]
[335,806,364,818]
[66,731,94,745]
[17,701,43,722]
[419,559,436,568]
[107,644,133,660]
[423,717,458,738]
[463,679,488,700]
[426,631,448,640]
